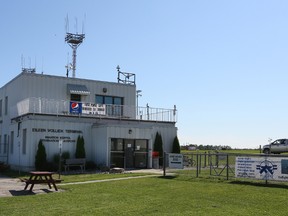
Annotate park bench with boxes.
[64,158,86,172]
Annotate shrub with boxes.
[0,162,10,171]
[35,140,47,171]
[153,132,163,166]
[53,151,71,171]
[172,136,181,153]
[86,161,97,170]
[75,135,86,158]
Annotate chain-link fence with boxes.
[164,152,288,184]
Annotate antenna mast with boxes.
[65,17,85,78]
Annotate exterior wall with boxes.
[0,72,178,171]
[4,114,177,170]
[92,126,108,166]
[7,116,93,171]
[92,121,177,168]
[1,72,136,105]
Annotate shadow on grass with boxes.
[9,189,54,197]
[157,175,177,180]
[230,180,288,189]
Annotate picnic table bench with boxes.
[64,158,86,172]
[20,171,62,191]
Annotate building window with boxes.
[96,95,123,105]
[96,95,123,116]
[5,96,8,115]
[4,134,7,154]
[71,94,81,102]
[0,99,2,117]
[22,129,27,155]
[10,131,14,154]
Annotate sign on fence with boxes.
[235,157,288,181]
[168,153,183,169]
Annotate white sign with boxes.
[82,103,106,115]
[168,153,184,169]
[235,157,288,181]
[59,139,63,149]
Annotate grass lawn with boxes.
[1,172,288,216]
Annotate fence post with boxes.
[209,151,212,175]
[204,152,207,168]
[226,154,229,180]
[163,152,166,177]
[196,153,199,177]
[216,151,219,168]
[199,153,202,174]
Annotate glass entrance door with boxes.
[134,140,148,168]
[111,138,148,169]
[124,139,134,168]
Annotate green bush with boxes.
[35,140,47,171]
[86,161,97,170]
[53,151,71,171]
[172,136,181,153]
[75,136,86,158]
[153,132,163,166]
[53,151,71,164]
[0,162,10,171]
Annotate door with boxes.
[124,139,134,168]
[134,140,148,168]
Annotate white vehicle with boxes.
[262,139,288,154]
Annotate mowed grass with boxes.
[1,172,288,216]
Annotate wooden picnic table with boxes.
[22,171,61,192]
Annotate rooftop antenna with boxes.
[41,56,44,74]
[65,52,73,77]
[21,55,36,73]
[65,15,85,78]
[117,65,136,85]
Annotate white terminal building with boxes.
[0,68,177,171]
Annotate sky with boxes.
[1,0,288,149]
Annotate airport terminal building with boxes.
[0,70,177,171]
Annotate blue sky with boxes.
[1,1,288,148]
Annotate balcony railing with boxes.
[11,97,177,123]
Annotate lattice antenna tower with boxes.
[65,16,85,78]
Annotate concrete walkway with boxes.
[0,169,165,198]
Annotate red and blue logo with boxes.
[70,102,82,114]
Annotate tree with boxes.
[153,132,163,166]
[35,140,47,170]
[75,135,86,158]
[172,136,181,153]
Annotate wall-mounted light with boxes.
[128,129,132,134]
[103,87,107,93]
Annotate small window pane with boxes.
[104,96,113,105]
[114,97,122,105]
[96,95,103,104]
[71,94,81,102]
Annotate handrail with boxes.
[10,97,177,122]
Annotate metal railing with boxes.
[10,97,177,122]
